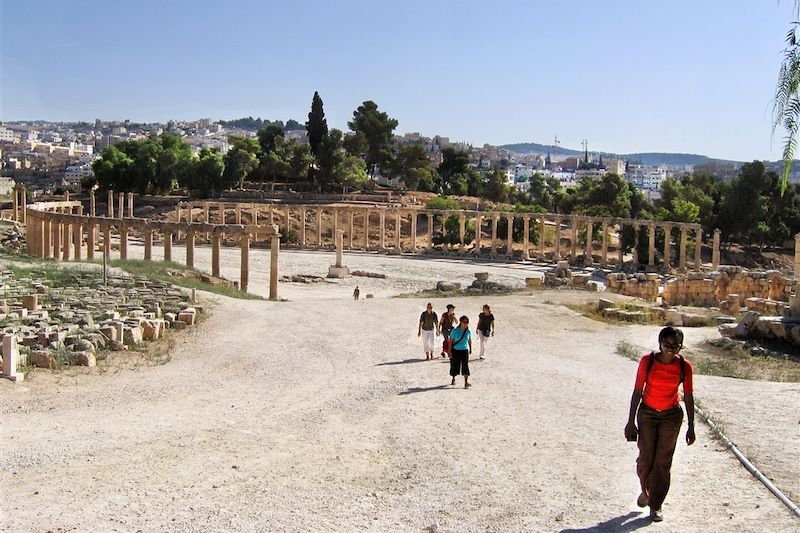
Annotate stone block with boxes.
[100,326,117,342]
[73,351,96,367]
[123,326,144,345]
[680,313,707,327]
[474,272,489,281]
[30,350,55,369]
[571,274,589,286]
[21,294,38,311]
[178,311,195,326]
[171,320,186,330]
[436,282,461,292]
[665,309,683,326]
[598,298,616,311]
[586,281,603,292]
[718,323,737,337]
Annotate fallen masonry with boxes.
[0,268,200,374]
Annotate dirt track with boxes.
[1,248,798,532]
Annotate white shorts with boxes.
[422,330,436,352]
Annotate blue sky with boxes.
[0,0,795,161]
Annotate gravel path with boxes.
[1,248,798,532]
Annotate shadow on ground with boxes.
[559,511,650,532]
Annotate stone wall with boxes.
[605,273,660,300]
[663,267,798,307]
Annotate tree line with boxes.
[90,92,800,250]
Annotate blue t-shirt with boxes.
[450,327,471,350]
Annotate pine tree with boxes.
[306,91,328,156]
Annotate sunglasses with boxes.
[662,342,682,351]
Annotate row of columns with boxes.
[11,184,27,223]
[26,207,280,300]
[204,204,708,269]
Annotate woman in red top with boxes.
[624,326,696,523]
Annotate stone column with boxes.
[570,217,578,260]
[600,222,609,266]
[53,220,62,260]
[20,185,27,224]
[144,229,153,261]
[251,205,258,226]
[90,190,96,216]
[427,213,434,252]
[491,215,498,257]
[648,224,656,266]
[679,227,688,270]
[43,219,52,259]
[267,206,273,225]
[240,233,250,292]
[632,224,640,266]
[127,192,134,217]
[522,217,530,260]
[795,234,800,277]
[712,229,721,270]
[363,210,370,250]
[617,224,624,266]
[73,220,82,261]
[332,208,339,247]
[506,216,514,258]
[585,220,594,265]
[475,214,482,255]
[117,193,124,219]
[554,217,562,259]
[108,190,115,218]
[186,229,195,268]
[174,205,182,240]
[103,226,111,261]
[411,212,418,251]
[11,186,18,221]
[119,224,128,260]
[212,232,221,277]
[379,211,386,251]
[348,210,354,249]
[235,206,242,225]
[663,226,672,269]
[694,227,702,269]
[270,235,279,300]
[539,217,546,259]
[441,213,448,253]
[316,208,322,249]
[459,214,466,255]
[163,229,173,262]
[284,207,290,241]
[2,334,22,382]
[85,222,95,260]
[395,211,402,252]
[300,208,307,246]
[62,221,72,261]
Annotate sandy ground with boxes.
[1,247,799,532]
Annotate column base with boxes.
[327,265,351,278]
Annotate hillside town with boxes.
[0,118,749,199]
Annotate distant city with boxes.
[0,118,793,198]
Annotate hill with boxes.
[500,143,741,166]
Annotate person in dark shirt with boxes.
[476,304,495,360]
[417,302,439,360]
[439,304,456,358]
[353,286,360,301]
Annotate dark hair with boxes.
[658,326,684,346]
[459,315,469,323]
[446,304,455,309]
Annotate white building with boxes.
[64,164,94,185]
[605,158,625,176]
[627,167,667,191]
[575,169,607,181]
[0,127,15,143]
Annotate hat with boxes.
[446,304,455,309]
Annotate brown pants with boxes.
[636,403,683,511]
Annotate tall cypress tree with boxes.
[306,91,328,156]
